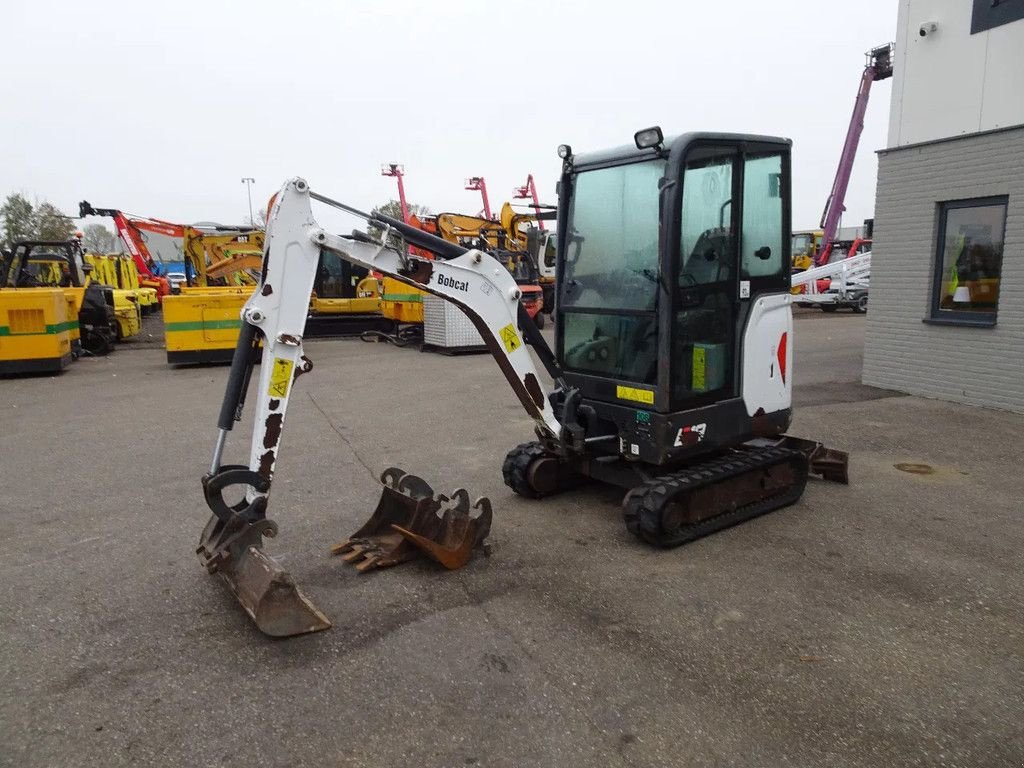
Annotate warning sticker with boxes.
[616,385,654,404]
[268,357,294,398]
[692,346,707,391]
[499,324,521,354]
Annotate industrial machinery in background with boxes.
[513,174,558,314]
[464,176,492,220]
[182,227,263,288]
[197,127,848,637]
[378,163,429,327]
[791,43,892,272]
[435,208,545,327]
[78,201,173,301]
[792,250,872,312]
[83,253,159,315]
[162,227,263,365]
[376,166,545,343]
[1,239,119,371]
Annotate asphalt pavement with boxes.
[1,312,1021,767]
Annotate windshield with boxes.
[561,159,665,312]
[559,159,665,384]
[8,254,73,287]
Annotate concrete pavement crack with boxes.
[306,391,377,480]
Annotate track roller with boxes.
[622,446,809,548]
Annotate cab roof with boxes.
[571,132,791,171]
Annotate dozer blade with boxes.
[331,467,492,572]
[198,513,331,638]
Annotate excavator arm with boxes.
[198,178,564,637]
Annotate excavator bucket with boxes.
[197,513,331,638]
[393,492,492,570]
[330,467,492,572]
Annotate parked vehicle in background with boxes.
[167,272,187,294]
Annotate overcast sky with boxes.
[2,0,896,234]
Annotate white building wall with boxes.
[888,0,1024,147]
[863,127,1024,413]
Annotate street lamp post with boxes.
[241,177,255,225]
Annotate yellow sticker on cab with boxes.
[268,357,294,399]
[616,385,655,404]
[692,346,706,391]
[499,323,521,354]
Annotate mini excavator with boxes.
[199,129,848,637]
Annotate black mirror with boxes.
[755,246,772,260]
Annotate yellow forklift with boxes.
[85,253,159,314]
[1,240,119,371]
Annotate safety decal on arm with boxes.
[268,357,295,398]
[499,324,521,353]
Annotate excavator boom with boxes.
[199,178,562,636]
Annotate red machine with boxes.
[381,164,410,223]
[464,176,492,220]
[513,174,545,231]
[78,201,174,300]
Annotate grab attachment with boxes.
[330,467,492,572]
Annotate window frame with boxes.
[971,0,1024,34]
[555,156,667,385]
[926,195,1008,328]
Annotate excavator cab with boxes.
[501,131,845,546]
[553,133,792,458]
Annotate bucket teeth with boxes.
[331,469,492,573]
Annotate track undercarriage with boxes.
[503,438,847,547]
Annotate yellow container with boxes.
[0,288,76,374]
[163,286,252,365]
[380,276,424,323]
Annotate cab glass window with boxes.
[561,159,665,312]
[679,155,734,286]
[741,153,784,279]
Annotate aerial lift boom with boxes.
[513,174,545,231]
[381,164,411,223]
[814,43,893,266]
[464,176,492,220]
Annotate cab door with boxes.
[667,141,790,412]
[669,145,740,409]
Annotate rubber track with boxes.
[622,446,809,548]
[502,442,549,499]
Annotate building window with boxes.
[929,197,1007,326]
[972,0,1024,34]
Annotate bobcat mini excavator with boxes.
[199,129,848,637]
